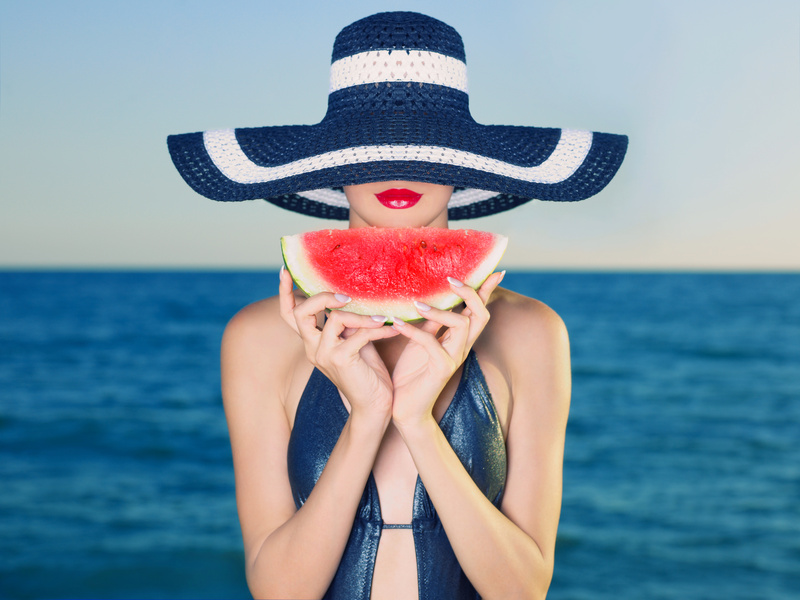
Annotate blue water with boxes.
[1,271,798,599]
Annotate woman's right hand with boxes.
[279,266,398,420]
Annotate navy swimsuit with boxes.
[287,350,507,599]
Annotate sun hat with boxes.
[167,11,628,220]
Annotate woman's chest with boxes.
[283,346,511,437]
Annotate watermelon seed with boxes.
[420,240,427,249]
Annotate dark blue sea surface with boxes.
[1,271,798,599]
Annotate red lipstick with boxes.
[375,188,422,209]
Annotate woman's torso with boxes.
[282,302,514,599]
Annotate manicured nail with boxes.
[391,317,405,327]
[280,264,285,278]
[499,269,506,280]
[334,293,351,303]
[371,315,388,323]
[447,277,464,287]
[413,300,431,312]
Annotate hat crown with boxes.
[331,11,466,63]
[326,12,471,119]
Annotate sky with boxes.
[1,0,798,269]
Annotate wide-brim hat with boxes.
[168,11,628,220]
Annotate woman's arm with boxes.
[392,289,571,600]
[221,292,394,599]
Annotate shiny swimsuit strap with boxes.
[382,523,413,529]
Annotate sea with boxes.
[1,270,798,600]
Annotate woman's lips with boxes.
[374,188,422,209]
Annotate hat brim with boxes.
[167,113,627,220]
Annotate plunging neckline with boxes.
[329,350,479,527]
[287,346,507,600]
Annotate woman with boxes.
[168,12,627,599]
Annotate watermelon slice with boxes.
[281,228,508,322]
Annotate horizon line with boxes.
[2,265,799,275]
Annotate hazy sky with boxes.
[1,0,798,269]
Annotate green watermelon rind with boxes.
[281,229,508,324]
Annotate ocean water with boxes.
[1,271,798,599]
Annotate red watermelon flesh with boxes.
[281,227,508,322]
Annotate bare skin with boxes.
[221,181,571,599]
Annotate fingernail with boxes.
[334,293,351,303]
[280,264,285,278]
[447,277,464,287]
[499,269,506,280]
[413,300,431,312]
[371,315,388,322]
[391,317,405,327]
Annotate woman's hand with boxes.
[389,271,505,430]
[279,267,399,420]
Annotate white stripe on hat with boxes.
[295,188,350,208]
[329,50,468,93]
[203,128,592,187]
[446,189,498,208]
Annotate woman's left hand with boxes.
[390,271,505,430]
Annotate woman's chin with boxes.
[351,207,449,229]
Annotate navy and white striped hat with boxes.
[168,11,628,220]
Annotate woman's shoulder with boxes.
[484,286,568,348]
[224,294,298,346]
[221,295,307,396]
[479,286,570,401]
